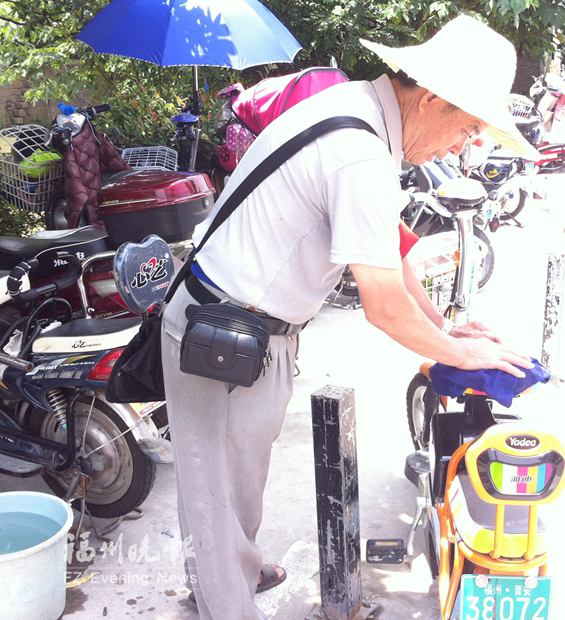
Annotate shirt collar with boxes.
[370,75,404,170]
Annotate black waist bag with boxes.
[180,303,271,388]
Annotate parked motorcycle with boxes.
[0,237,176,517]
[0,104,214,326]
[25,103,215,231]
[401,157,496,289]
[0,226,194,328]
[461,139,535,223]
[511,79,565,174]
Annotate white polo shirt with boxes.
[192,75,405,324]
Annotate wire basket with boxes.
[121,146,178,171]
[0,124,63,213]
[508,94,535,119]
[410,232,459,315]
[423,270,457,316]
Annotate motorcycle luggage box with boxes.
[97,170,215,245]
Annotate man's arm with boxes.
[401,256,501,342]
[350,263,532,377]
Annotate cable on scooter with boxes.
[19,297,72,355]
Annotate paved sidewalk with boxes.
[1,175,565,620]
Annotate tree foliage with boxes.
[265,0,565,76]
[0,0,238,146]
[1,0,564,146]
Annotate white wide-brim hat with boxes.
[360,15,540,160]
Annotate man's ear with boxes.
[418,90,438,113]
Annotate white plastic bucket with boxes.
[0,491,73,620]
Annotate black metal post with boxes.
[311,386,362,620]
[541,252,565,382]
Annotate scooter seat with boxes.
[0,226,110,270]
[32,317,141,354]
[448,471,547,558]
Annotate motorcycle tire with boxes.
[438,224,495,290]
[406,372,438,451]
[38,395,156,518]
[499,187,527,222]
[45,192,69,230]
[45,193,89,230]
[336,266,358,297]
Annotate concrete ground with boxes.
[1,175,565,620]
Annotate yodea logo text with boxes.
[506,435,540,450]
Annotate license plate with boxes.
[460,575,551,620]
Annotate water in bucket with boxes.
[0,511,61,555]
[0,491,73,620]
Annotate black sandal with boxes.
[188,564,287,604]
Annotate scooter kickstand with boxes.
[406,495,427,557]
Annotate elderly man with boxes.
[161,15,538,620]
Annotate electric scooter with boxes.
[366,177,565,620]
[0,235,175,518]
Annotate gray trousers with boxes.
[161,282,297,620]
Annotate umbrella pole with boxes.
[189,65,201,172]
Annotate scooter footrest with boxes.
[0,453,42,477]
[366,538,406,564]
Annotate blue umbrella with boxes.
[76,0,301,70]
[77,0,301,170]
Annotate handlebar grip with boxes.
[0,351,33,372]
[7,259,39,297]
[84,104,111,119]
[8,253,82,303]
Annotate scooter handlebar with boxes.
[0,351,33,372]
[8,252,83,303]
[7,259,39,297]
[83,104,111,119]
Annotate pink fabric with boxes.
[216,123,256,172]
[232,67,349,135]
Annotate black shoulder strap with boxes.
[194,116,376,253]
[164,116,376,303]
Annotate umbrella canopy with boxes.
[76,0,301,69]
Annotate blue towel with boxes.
[428,358,550,407]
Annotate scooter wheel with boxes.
[406,373,438,450]
[39,396,157,518]
[437,224,495,290]
[45,193,89,230]
[45,192,69,230]
[499,187,527,222]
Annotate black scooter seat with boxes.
[0,226,111,270]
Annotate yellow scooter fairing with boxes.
[438,422,565,620]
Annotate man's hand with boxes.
[449,320,501,343]
[456,336,533,378]
[350,263,533,378]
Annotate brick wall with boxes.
[0,80,51,127]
